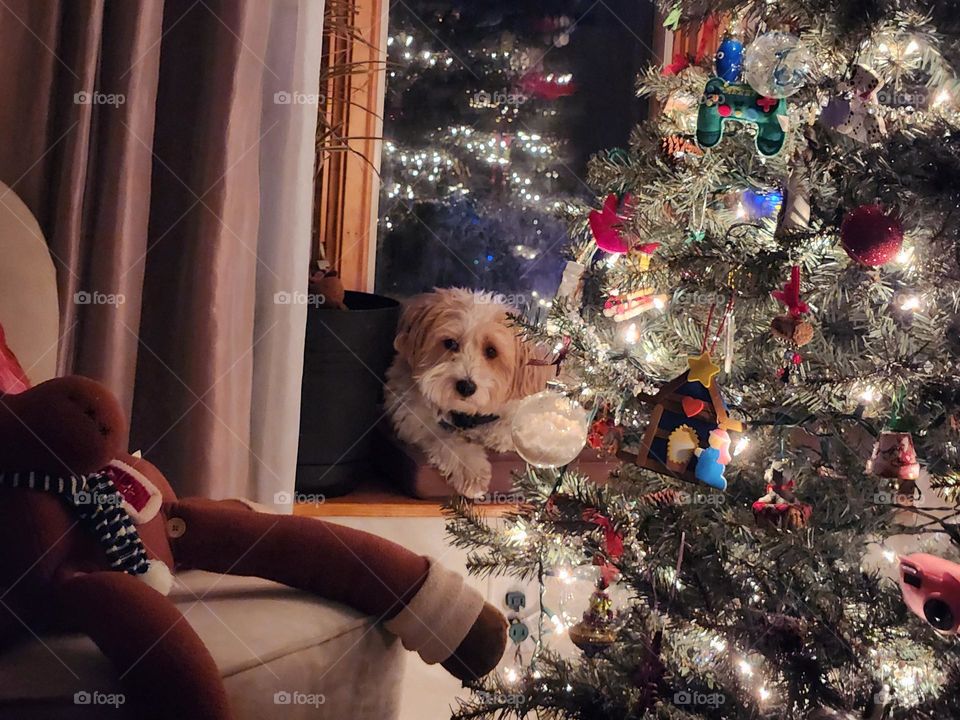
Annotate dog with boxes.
[385,288,552,497]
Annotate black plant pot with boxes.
[296,291,400,497]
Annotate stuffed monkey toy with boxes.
[0,376,507,719]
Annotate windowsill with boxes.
[293,479,519,518]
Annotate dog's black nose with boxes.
[455,379,477,397]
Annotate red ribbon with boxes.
[772,266,809,318]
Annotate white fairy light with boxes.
[504,667,519,684]
[733,436,750,456]
[551,614,567,634]
[759,687,771,701]
[624,323,639,345]
[653,296,666,310]
[900,295,921,312]
[896,246,915,265]
[739,660,754,677]
[883,549,897,564]
[860,386,878,403]
[933,88,951,107]
[557,567,574,584]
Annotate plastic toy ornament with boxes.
[511,391,588,467]
[743,32,813,98]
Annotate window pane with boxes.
[376,1,654,305]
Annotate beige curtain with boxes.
[0,0,321,500]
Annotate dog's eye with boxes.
[443,338,459,352]
[484,346,498,359]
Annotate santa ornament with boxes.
[752,460,813,530]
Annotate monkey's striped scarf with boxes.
[0,469,151,577]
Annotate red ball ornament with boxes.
[840,204,903,266]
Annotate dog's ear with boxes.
[509,335,553,400]
[395,293,438,360]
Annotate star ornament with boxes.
[687,351,720,387]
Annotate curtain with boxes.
[0,0,322,502]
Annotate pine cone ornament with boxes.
[639,488,685,507]
[660,135,703,164]
[771,315,814,346]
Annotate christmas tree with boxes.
[375,1,587,303]
[448,2,960,718]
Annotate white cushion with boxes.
[0,570,404,719]
[0,180,59,384]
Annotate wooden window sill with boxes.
[293,479,519,518]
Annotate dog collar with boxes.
[439,411,501,432]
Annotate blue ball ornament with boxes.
[715,37,745,83]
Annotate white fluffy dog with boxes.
[386,288,551,497]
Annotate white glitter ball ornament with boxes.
[511,391,588,467]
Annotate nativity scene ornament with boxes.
[634,351,744,490]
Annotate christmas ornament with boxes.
[777,165,811,235]
[866,431,920,481]
[841,204,903,266]
[568,577,618,656]
[752,460,812,529]
[660,134,703,165]
[899,553,960,634]
[589,193,633,253]
[715,35,745,84]
[587,416,623,456]
[635,351,743,488]
[556,260,586,316]
[743,31,813,98]
[603,289,665,322]
[740,187,783,219]
[771,266,814,379]
[696,77,787,157]
[820,65,886,144]
[511,391,588,467]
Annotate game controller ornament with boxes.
[899,553,960,634]
[697,77,788,156]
